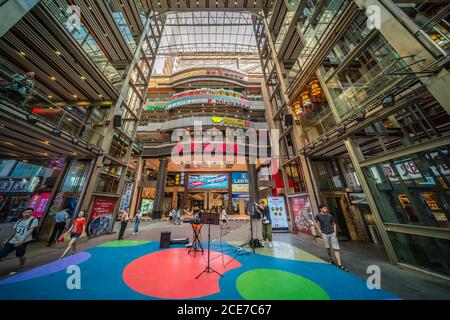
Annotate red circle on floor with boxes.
[122,248,242,299]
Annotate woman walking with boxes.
[133,209,142,235]
[60,211,87,259]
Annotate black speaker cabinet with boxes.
[285,114,293,127]
[113,114,122,128]
[160,231,171,248]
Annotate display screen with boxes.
[188,174,228,189]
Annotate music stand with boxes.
[195,212,223,279]
[188,222,204,257]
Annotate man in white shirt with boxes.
[47,207,69,246]
[0,208,38,273]
[221,206,229,229]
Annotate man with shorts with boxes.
[0,208,38,274]
[313,205,348,271]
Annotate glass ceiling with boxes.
[152,11,262,75]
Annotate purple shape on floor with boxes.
[0,252,91,285]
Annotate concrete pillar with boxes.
[152,158,168,220]
[129,157,144,218]
[247,161,260,204]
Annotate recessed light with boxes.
[54,50,62,56]
[50,76,56,81]
[80,75,86,80]
[18,51,26,56]
[2,141,14,146]
[40,140,50,145]
[47,95,53,99]
[73,94,78,98]
[98,94,103,98]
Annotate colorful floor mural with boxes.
[0,241,398,300]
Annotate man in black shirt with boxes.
[313,205,348,271]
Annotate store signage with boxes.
[0,177,40,193]
[31,107,63,115]
[267,197,289,230]
[231,172,249,193]
[171,88,248,101]
[206,69,246,80]
[146,105,166,111]
[28,192,51,219]
[188,174,229,189]
[168,97,250,109]
[210,116,251,128]
[288,194,312,235]
[87,196,117,236]
[232,194,249,199]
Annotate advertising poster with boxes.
[267,197,289,230]
[88,196,117,236]
[119,182,133,212]
[188,174,228,189]
[27,192,51,219]
[140,199,154,215]
[289,194,313,235]
[232,172,249,193]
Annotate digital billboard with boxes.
[188,174,229,189]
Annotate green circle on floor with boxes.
[236,269,329,300]
[97,240,151,247]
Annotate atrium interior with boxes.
[0,0,449,301]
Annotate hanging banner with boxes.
[267,197,289,230]
[289,194,313,235]
[88,196,117,236]
[118,182,134,212]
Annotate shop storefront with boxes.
[363,145,450,276]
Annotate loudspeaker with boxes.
[160,231,171,248]
[113,114,122,128]
[285,114,293,127]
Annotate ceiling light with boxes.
[80,75,86,80]
[50,76,56,81]
[54,50,62,56]
[40,140,49,145]
[2,141,14,146]
[73,94,78,98]
[47,95,53,99]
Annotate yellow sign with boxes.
[211,116,224,123]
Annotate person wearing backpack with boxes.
[0,208,38,273]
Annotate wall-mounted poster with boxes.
[140,199,154,215]
[347,192,369,205]
[267,197,289,230]
[188,174,228,189]
[289,194,313,235]
[231,172,249,193]
[88,196,117,236]
[27,192,51,219]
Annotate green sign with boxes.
[146,105,166,111]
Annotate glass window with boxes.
[60,160,91,193]
[388,232,450,276]
[364,147,450,229]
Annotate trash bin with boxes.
[160,231,171,248]
[368,225,382,244]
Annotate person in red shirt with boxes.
[60,210,87,259]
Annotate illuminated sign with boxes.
[188,174,229,189]
[146,105,166,111]
[210,117,251,128]
[32,107,63,115]
[206,69,245,80]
